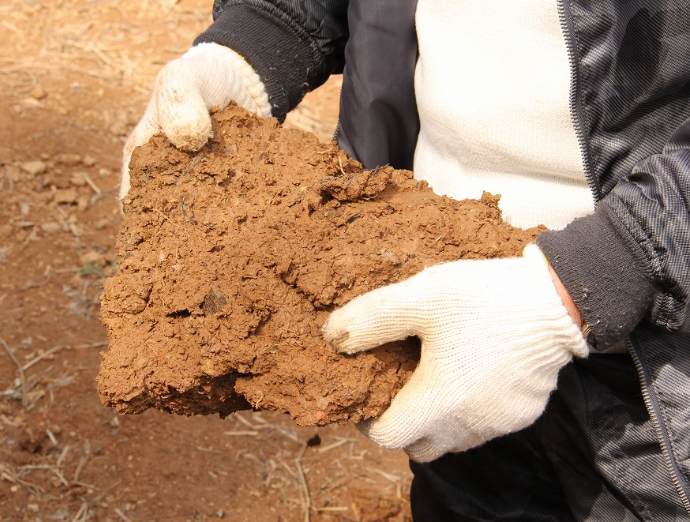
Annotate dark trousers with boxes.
[410,354,687,521]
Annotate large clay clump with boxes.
[98,104,543,426]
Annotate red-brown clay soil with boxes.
[97,105,543,427]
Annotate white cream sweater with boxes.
[413,0,595,230]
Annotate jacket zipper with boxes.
[557,0,603,203]
[629,338,690,516]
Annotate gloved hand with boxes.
[120,42,271,200]
[322,244,588,462]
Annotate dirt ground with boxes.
[0,1,414,521]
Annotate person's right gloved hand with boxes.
[120,42,272,200]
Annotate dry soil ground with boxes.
[0,1,412,521]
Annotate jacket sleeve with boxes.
[194,0,349,121]
[537,118,690,349]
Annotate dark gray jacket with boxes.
[195,0,690,510]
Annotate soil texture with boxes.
[97,104,543,426]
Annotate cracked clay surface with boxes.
[97,104,543,426]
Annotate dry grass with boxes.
[0,0,341,139]
[0,0,210,98]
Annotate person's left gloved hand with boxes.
[322,244,588,462]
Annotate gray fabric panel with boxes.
[604,123,690,332]
[410,353,688,521]
[335,0,419,170]
[564,1,690,197]
[552,1,690,336]
[631,325,690,501]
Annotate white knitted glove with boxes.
[322,245,588,462]
[120,42,271,200]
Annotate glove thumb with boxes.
[322,278,426,354]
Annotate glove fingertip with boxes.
[163,111,212,152]
[321,325,349,352]
[321,315,363,355]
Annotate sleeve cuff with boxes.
[537,203,656,349]
[194,4,327,121]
